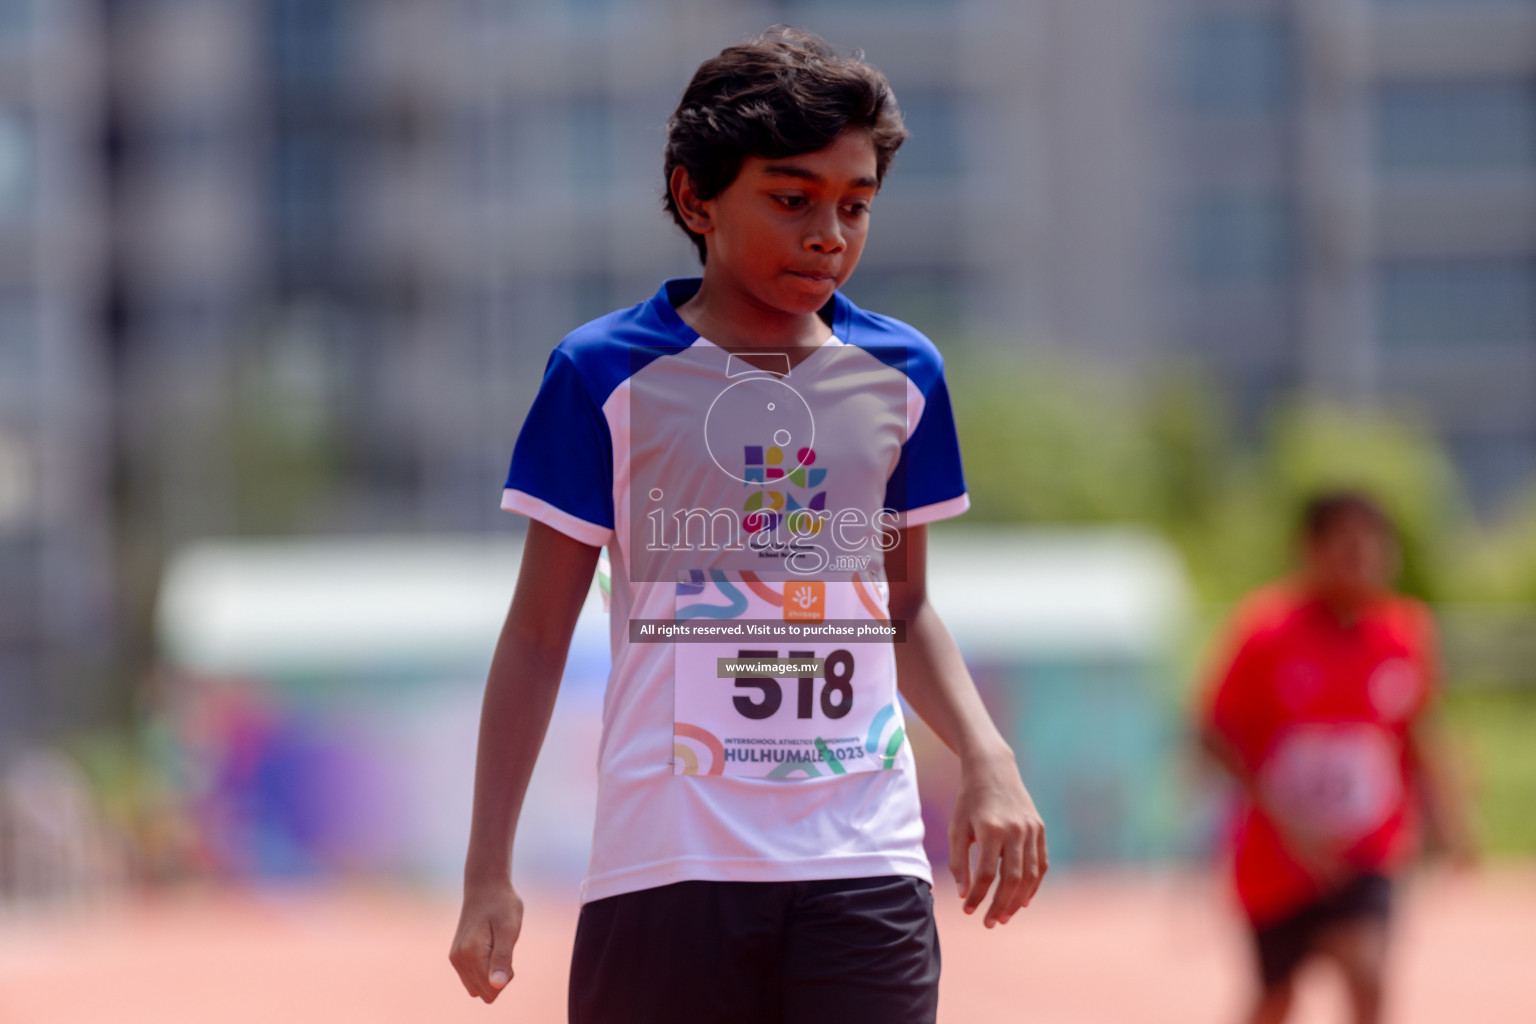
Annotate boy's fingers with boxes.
[450,888,524,1004]
[1026,826,1049,902]
[446,934,473,996]
[985,836,1025,927]
[1012,828,1041,914]
[948,822,972,898]
[964,832,1002,915]
[472,932,499,1002]
[487,917,517,994]
[450,937,492,1002]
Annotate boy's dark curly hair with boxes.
[663,26,908,263]
[1300,489,1395,542]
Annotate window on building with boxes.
[886,91,963,184]
[467,100,577,196]
[838,268,962,332]
[1177,12,1294,114]
[145,290,227,350]
[148,110,226,179]
[571,272,616,325]
[776,0,952,10]
[569,96,612,191]
[1180,191,1295,287]
[0,112,34,225]
[0,542,38,636]
[267,0,346,89]
[464,104,512,197]
[0,0,31,44]
[1377,257,1536,346]
[271,130,343,279]
[1376,80,1536,174]
[0,289,35,396]
[1448,432,1536,516]
[465,0,605,23]
[1375,0,1536,7]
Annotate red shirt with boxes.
[1200,582,1437,925]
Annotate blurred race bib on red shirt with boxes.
[1259,722,1402,846]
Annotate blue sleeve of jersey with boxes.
[883,367,969,522]
[502,348,615,545]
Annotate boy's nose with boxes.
[805,208,845,254]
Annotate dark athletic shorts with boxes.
[1252,872,1393,989]
[569,875,940,1024]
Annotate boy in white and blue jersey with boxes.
[450,27,1047,1023]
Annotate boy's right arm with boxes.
[448,519,601,1004]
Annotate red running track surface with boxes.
[1,868,1531,1023]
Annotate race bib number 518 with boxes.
[671,572,909,779]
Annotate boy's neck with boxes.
[1301,578,1383,629]
[674,273,835,353]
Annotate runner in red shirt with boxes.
[1199,490,1474,1024]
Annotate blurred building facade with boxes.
[1167,0,1536,508]
[352,0,1536,513]
[3,0,1535,749]
[0,0,113,750]
[95,0,1536,534]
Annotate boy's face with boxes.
[1302,511,1399,608]
[680,128,879,316]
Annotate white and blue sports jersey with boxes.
[502,277,969,903]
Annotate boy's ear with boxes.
[670,166,713,238]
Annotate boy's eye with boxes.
[843,201,871,216]
[774,194,808,209]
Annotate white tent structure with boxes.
[157,537,600,682]
[157,526,1190,679]
[155,536,609,885]
[926,527,1192,660]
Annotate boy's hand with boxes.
[448,879,524,1003]
[949,749,1048,928]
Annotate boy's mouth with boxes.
[787,269,837,283]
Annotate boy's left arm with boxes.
[1406,718,1477,868]
[886,524,1047,928]
[1404,606,1477,869]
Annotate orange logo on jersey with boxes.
[783,581,824,622]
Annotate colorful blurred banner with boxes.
[153,537,609,885]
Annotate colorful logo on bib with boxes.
[743,444,826,535]
[673,722,725,776]
[783,581,825,622]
